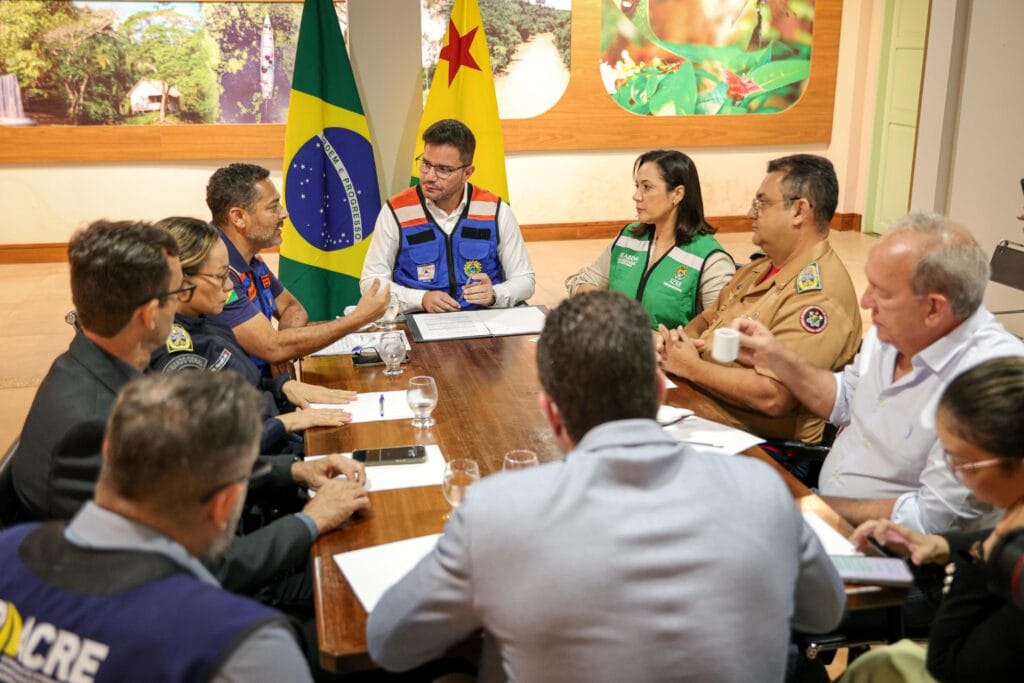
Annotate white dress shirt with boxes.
[820,307,1024,534]
[360,184,535,313]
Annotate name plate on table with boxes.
[407,306,547,342]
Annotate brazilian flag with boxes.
[279,0,381,321]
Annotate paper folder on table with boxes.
[406,306,546,342]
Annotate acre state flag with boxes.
[413,0,508,201]
[279,0,381,320]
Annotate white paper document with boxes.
[359,444,446,492]
[310,330,411,357]
[409,306,546,341]
[662,414,764,454]
[334,534,442,612]
[308,390,414,423]
[802,510,862,556]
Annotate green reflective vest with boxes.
[608,224,726,329]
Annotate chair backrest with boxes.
[0,439,28,529]
[990,240,1024,291]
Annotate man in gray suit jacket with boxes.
[367,291,846,682]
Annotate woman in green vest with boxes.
[566,150,735,329]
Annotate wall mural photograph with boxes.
[602,0,815,116]
[421,0,571,120]
[0,0,348,127]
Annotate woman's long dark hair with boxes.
[629,149,714,246]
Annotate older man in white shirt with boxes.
[734,212,1024,534]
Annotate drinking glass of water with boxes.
[407,375,438,427]
[442,459,480,517]
[503,449,539,471]
[379,332,406,377]
[377,292,401,330]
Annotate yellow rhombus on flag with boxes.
[412,0,508,202]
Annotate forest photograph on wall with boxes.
[602,0,815,116]
[421,0,571,120]
[0,0,348,127]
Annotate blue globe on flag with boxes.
[285,127,380,251]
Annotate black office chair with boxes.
[0,439,28,529]
[989,239,1024,315]
[761,422,839,489]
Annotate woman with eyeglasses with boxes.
[149,217,354,455]
[565,150,735,329]
[840,356,1024,682]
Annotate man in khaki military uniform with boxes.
[658,154,861,442]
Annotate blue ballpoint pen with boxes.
[379,393,385,418]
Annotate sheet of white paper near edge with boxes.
[802,510,863,556]
[662,376,678,389]
[355,445,446,492]
[310,330,412,357]
[658,406,765,455]
[308,390,415,424]
[334,534,442,612]
[307,445,447,494]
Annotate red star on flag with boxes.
[438,19,481,87]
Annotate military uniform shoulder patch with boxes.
[166,324,194,353]
[800,305,828,334]
[796,262,823,293]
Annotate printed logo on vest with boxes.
[417,264,436,282]
[663,264,687,292]
[463,260,482,276]
[165,324,193,353]
[0,599,110,681]
[616,253,639,268]
[800,305,828,333]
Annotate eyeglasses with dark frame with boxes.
[943,450,1012,479]
[749,196,806,214]
[416,153,469,180]
[198,461,273,504]
[156,281,197,305]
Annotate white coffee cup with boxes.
[711,327,740,363]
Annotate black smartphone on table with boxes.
[352,445,428,466]
[352,351,410,367]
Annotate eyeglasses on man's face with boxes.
[749,196,803,215]
[416,153,468,181]
[159,281,197,305]
[943,450,1012,479]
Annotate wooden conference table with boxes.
[302,330,905,673]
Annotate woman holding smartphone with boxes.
[149,216,354,455]
[565,149,735,329]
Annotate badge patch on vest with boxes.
[616,252,639,268]
[800,305,828,333]
[417,264,435,282]
[664,264,687,292]
[463,260,482,277]
[796,262,822,293]
[166,324,193,353]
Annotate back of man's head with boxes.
[887,211,989,320]
[537,291,659,443]
[206,163,270,226]
[97,371,262,516]
[766,154,838,231]
[422,119,476,164]
[69,220,178,338]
